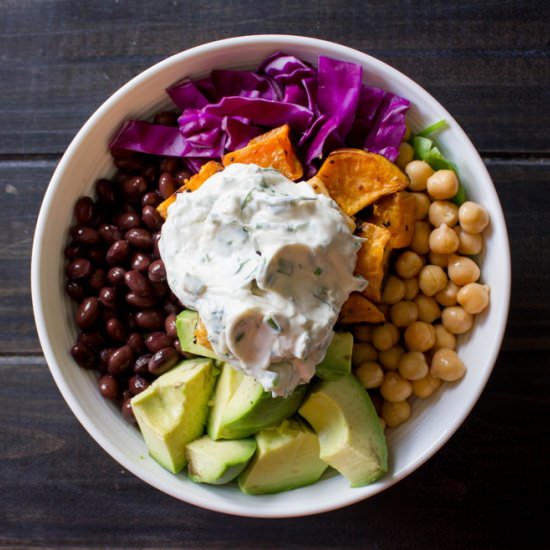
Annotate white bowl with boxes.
[31,35,511,517]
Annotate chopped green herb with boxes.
[314,267,323,276]
[240,188,255,210]
[234,259,250,275]
[415,119,448,138]
[266,317,280,331]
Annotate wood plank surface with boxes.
[0,352,546,548]
[2,159,547,354]
[0,1,548,155]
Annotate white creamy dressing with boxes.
[159,163,365,396]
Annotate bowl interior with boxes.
[31,35,510,517]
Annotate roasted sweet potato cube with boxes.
[370,191,416,249]
[222,124,303,181]
[156,160,223,219]
[315,148,408,216]
[355,222,392,302]
[339,293,385,324]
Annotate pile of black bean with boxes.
[64,112,193,422]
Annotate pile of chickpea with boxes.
[353,151,490,429]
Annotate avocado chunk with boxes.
[239,418,327,495]
[208,363,307,440]
[176,310,218,359]
[315,332,353,380]
[298,373,387,487]
[185,435,256,485]
[131,358,216,473]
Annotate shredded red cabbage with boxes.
[109,52,409,174]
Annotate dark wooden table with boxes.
[1,1,548,548]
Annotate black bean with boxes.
[106,240,129,265]
[117,212,141,232]
[89,268,107,291]
[121,399,136,423]
[135,309,164,331]
[74,196,95,225]
[107,345,134,375]
[133,353,152,375]
[77,330,105,351]
[125,270,153,297]
[164,313,177,338]
[148,259,166,282]
[142,165,157,184]
[145,332,173,353]
[130,252,150,272]
[70,342,97,369]
[142,191,161,208]
[66,258,91,280]
[128,375,149,396]
[122,176,147,203]
[64,241,85,260]
[66,281,86,302]
[98,374,119,399]
[75,297,101,329]
[142,205,163,232]
[151,281,169,298]
[95,178,118,207]
[98,224,122,244]
[88,246,106,265]
[105,317,127,343]
[127,332,146,355]
[122,389,132,401]
[148,346,179,376]
[126,292,157,309]
[174,170,191,186]
[99,347,115,370]
[125,228,153,250]
[152,232,161,258]
[74,226,100,246]
[98,286,118,309]
[107,266,126,286]
[163,301,179,315]
[173,338,183,355]
[158,172,176,199]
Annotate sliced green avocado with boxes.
[315,332,353,380]
[239,418,327,495]
[298,373,387,487]
[208,363,307,440]
[131,358,216,473]
[176,310,218,359]
[185,435,256,485]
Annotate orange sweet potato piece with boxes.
[315,149,408,216]
[339,293,385,324]
[222,124,303,181]
[370,191,416,249]
[194,318,213,350]
[355,222,392,302]
[156,160,223,219]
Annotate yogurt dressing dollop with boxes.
[159,163,366,396]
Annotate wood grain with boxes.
[0,1,548,155]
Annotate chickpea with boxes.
[456,227,483,256]
[457,283,490,314]
[355,361,384,389]
[435,281,460,307]
[429,223,459,255]
[418,265,448,296]
[458,201,489,234]
[398,351,429,380]
[382,275,406,305]
[380,372,412,402]
[412,374,442,398]
[447,254,480,285]
[405,160,434,191]
[353,325,372,342]
[441,306,474,334]
[404,321,436,352]
[378,345,404,370]
[428,200,458,228]
[396,142,414,170]
[412,192,431,220]
[390,300,418,327]
[415,294,441,323]
[426,170,459,200]
[381,400,411,428]
[352,342,377,367]
[410,221,431,255]
[395,251,425,279]
[429,251,449,268]
[372,323,400,351]
[433,324,457,350]
[403,277,419,300]
[431,348,466,382]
